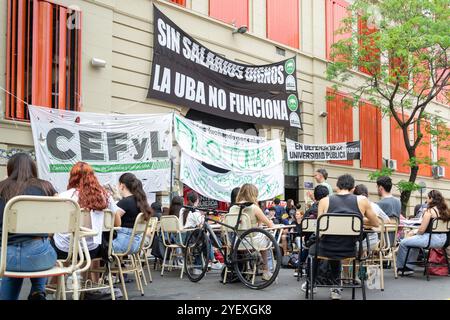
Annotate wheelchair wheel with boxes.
[232,227,281,290]
[184,229,210,282]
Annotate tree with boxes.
[327,0,450,214]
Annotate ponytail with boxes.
[119,173,152,220]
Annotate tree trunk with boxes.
[400,165,419,217]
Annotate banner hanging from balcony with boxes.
[148,6,302,129]
[286,138,361,161]
[180,153,284,202]
[29,106,173,193]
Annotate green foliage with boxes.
[368,167,394,181]
[397,180,422,193]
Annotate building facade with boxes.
[0,0,449,214]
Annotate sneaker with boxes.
[262,271,273,281]
[113,287,123,299]
[28,291,46,300]
[209,261,224,270]
[301,282,317,293]
[398,267,414,276]
[191,268,203,275]
[330,288,342,300]
[293,271,299,277]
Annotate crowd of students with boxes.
[0,155,449,300]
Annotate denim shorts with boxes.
[112,228,142,254]
[3,238,57,272]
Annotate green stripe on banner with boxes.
[49,161,170,173]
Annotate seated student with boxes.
[0,153,58,300]
[180,191,223,270]
[353,184,391,251]
[272,198,285,222]
[302,174,379,300]
[266,207,279,224]
[151,201,163,221]
[113,173,152,254]
[396,190,450,275]
[304,185,329,219]
[53,162,120,260]
[229,184,275,280]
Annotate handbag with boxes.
[428,249,449,276]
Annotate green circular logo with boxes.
[285,59,295,75]
[287,94,298,112]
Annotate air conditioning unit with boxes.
[383,158,397,171]
[432,166,445,179]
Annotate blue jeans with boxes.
[0,238,57,300]
[396,233,447,270]
[112,228,142,254]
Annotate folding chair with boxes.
[381,222,399,278]
[159,215,186,278]
[131,217,158,285]
[296,218,316,281]
[402,218,450,280]
[304,213,366,300]
[140,218,159,283]
[0,195,92,300]
[364,217,386,290]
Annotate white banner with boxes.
[29,106,173,193]
[286,138,361,161]
[180,153,284,202]
[174,114,282,171]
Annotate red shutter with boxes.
[389,54,408,89]
[327,89,353,166]
[358,17,380,75]
[209,0,249,28]
[267,0,299,49]
[390,114,410,174]
[325,0,350,61]
[437,127,450,180]
[359,102,382,169]
[416,121,432,177]
[169,0,186,6]
[436,68,449,105]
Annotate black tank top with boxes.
[319,194,363,259]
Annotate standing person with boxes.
[396,190,450,275]
[376,176,402,221]
[231,184,275,280]
[308,169,333,200]
[303,174,379,299]
[0,153,58,300]
[113,173,152,254]
[52,162,121,260]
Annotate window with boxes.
[168,0,186,6]
[389,54,408,89]
[5,0,82,121]
[325,0,350,61]
[284,157,298,176]
[359,102,382,169]
[416,121,432,177]
[390,114,410,174]
[437,127,450,180]
[267,0,299,49]
[358,17,380,75]
[327,89,353,166]
[209,0,248,28]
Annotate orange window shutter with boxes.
[389,55,408,89]
[326,0,350,61]
[58,7,67,110]
[358,17,380,76]
[267,0,299,49]
[327,89,353,166]
[32,0,53,108]
[170,0,186,6]
[210,0,249,28]
[437,127,450,180]
[390,114,410,174]
[360,102,382,169]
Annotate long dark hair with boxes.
[0,153,55,202]
[169,196,184,220]
[427,190,450,221]
[119,173,151,220]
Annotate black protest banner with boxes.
[148,6,302,129]
[286,139,361,161]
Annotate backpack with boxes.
[428,249,449,276]
[288,253,300,268]
[281,255,292,269]
[151,233,165,260]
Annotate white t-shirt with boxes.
[356,195,390,223]
[179,208,204,229]
[53,188,119,252]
